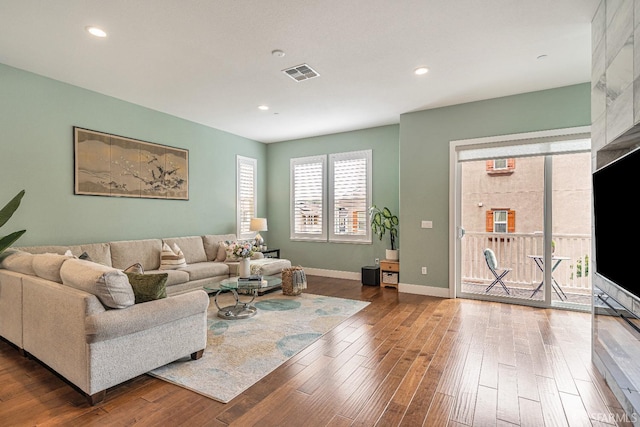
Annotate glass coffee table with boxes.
[205,275,282,320]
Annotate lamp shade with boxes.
[250,218,268,232]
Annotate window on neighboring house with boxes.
[290,150,372,243]
[486,209,516,233]
[329,150,372,243]
[486,158,516,174]
[290,155,326,240]
[237,156,257,240]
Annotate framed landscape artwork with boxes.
[74,127,189,200]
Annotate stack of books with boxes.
[238,275,268,287]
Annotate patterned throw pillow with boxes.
[159,242,187,270]
[124,263,144,274]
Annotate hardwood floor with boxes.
[0,276,631,426]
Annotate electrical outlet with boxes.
[375,258,380,265]
[421,267,427,275]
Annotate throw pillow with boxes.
[59,258,135,309]
[0,250,36,276]
[124,263,144,274]
[124,271,168,304]
[224,240,239,261]
[159,242,187,270]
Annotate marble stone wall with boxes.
[592,0,640,168]
[592,1,640,422]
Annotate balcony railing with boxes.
[462,232,592,293]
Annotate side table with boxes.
[380,259,399,289]
[260,248,280,258]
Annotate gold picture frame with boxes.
[74,127,189,200]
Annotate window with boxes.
[486,209,516,233]
[237,156,257,239]
[290,150,372,243]
[291,155,326,240]
[486,158,516,174]
[329,150,372,243]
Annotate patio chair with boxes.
[484,248,511,295]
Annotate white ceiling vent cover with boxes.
[282,64,320,82]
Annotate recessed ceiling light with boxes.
[86,26,107,38]
[414,67,429,76]
[258,105,269,111]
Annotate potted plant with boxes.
[369,205,399,260]
[0,190,26,255]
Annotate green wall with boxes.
[1,60,590,295]
[399,83,591,290]
[0,63,267,246]
[266,125,399,272]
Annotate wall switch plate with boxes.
[421,220,433,228]
[375,258,379,265]
[421,267,427,274]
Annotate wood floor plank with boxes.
[0,275,632,426]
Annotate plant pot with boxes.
[386,249,399,261]
[239,258,251,278]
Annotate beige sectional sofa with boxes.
[0,233,291,405]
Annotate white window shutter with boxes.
[290,155,327,240]
[237,156,257,239]
[329,150,372,243]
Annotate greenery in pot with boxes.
[369,205,399,250]
[0,190,26,255]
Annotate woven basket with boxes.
[282,266,305,296]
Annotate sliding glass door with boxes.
[450,128,591,310]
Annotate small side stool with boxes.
[361,266,380,286]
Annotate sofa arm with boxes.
[85,290,209,343]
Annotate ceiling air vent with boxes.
[282,64,320,82]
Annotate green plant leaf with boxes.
[391,216,399,225]
[373,212,382,226]
[0,230,26,254]
[382,207,392,218]
[0,190,25,228]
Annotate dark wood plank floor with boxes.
[0,276,630,426]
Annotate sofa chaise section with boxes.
[21,273,209,404]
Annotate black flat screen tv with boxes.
[593,145,640,299]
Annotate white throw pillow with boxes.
[32,253,73,283]
[60,258,135,309]
[0,250,36,276]
[159,242,187,270]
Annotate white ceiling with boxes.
[0,0,600,143]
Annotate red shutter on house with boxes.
[486,211,493,232]
[507,210,516,233]
[507,158,516,170]
[486,160,494,172]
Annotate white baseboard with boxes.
[303,267,360,281]
[304,267,451,298]
[398,283,451,298]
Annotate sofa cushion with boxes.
[145,269,190,286]
[109,238,162,271]
[202,234,237,261]
[32,253,73,283]
[60,258,135,309]
[78,243,113,267]
[250,258,292,276]
[162,236,207,264]
[179,261,229,281]
[124,271,168,304]
[17,245,70,255]
[160,243,187,270]
[0,249,36,275]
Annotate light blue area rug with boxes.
[149,292,369,403]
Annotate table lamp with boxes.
[250,218,268,249]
